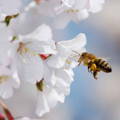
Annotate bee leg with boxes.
[93,71,98,80]
[88,62,92,72]
[88,65,92,73]
[78,60,82,66]
[88,63,97,73]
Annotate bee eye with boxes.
[82,54,85,57]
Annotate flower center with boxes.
[17,42,39,57]
[36,79,44,92]
[66,59,72,64]
[0,75,10,84]
[17,42,29,55]
[17,42,38,56]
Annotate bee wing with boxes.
[98,57,111,61]
[105,58,112,61]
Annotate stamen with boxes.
[64,9,79,13]
[17,42,38,56]
[2,13,19,26]
[66,59,72,65]
[17,42,29,55]
[0,76,10,84]
[10,36,18,43]
[36,79,44,92]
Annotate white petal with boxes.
[47,55,66,69]
[16,117,31,120]
[44,64,56,86]
[88,0,105,13]
[12,71,20,88]
[76,9,89,21]
[24,24,53,42]
[17,56,44,84]
[45,89,59,108]
[59,33,87,52]
[46,44,70,68]
[0,82,13,99]
[56,69,74,84]
[36,92,49,117]
[55,76,71,96]
[26,41,56,55]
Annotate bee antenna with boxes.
[72,50,81,55]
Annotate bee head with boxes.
[78,52,88,64]
[80,52,88,59]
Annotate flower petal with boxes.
[36,92,49,117]
[59,33,87,52]
[24,24,53,42]
[16,55,44,84]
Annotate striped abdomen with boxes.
[94,58,112,73]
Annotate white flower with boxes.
[10,24,56,84]
[34,29,87,117]
[53,0,105,28]
[8,0,105,32]
[0,20,87,116]
[35,68,74,117]
[0,55,20,99]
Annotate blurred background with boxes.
[63,0,120,120]
[1,0,120,120]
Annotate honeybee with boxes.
[78,52,112,79]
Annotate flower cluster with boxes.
[0,0,104,118]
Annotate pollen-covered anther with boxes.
[66,59,72,65]
[0,75,10,84]
[3,13,19,26]
[64,9,79,13]
[36,79,44,92]
[17,42,29,55]
[17,42,38,56]
[10,36,18,43]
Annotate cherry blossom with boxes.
[54,0,105,28]
[0,55,20,99]
[22,0,105,29]
[10,24,56,84]
[33,27,87,116]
